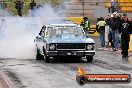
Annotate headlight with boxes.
[87,45,94,50]
[49,44,56,50]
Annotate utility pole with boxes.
[82,0,85,17]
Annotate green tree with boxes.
[4,0,64,16]
[44,0,63,5]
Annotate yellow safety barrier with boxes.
[129,35,132,51]
[66,17,83,25]
[66,17,99,36]
[89,25,99,36]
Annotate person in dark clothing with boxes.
[30,0,36,17]
[15,0,24,17]
[109,12,120,51]
[108,31,114,48]
[105,15,110,25]
[119,14,132,58]
[115,13,122,47]
[30,0,36,10]
[106,15,114,48]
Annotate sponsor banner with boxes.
[76,67,131,85]
[76,74,131,85]
[88,25,99,36]
[86,74,130,83]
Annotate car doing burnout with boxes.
[34,24,95,63]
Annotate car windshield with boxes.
[45,26,84,38]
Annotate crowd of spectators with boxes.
[96,12,132,58]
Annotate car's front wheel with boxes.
[43,49,50,63]
[36,48,43,60]
[86,56,93,62]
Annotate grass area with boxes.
[2,0,63,16]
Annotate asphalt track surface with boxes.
[0,37,132,88]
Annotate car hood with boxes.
[46,35,95,44]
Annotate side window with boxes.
[45,27,54,37]
[45,28,48,37]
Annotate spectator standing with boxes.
[111,0,119,13]
[105,15,110,47]
[80,17,90,35]
[111,0,116,13]
[114,0,120,12]
[96,17,106,47]
[105,15,111,26]
[109,12,120,51]
[117,13,122,45]
[119,14,132,58]
[106,15,114,48]
[0,0,7,17]
[15,0,24,17]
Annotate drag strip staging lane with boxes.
[0,50,132,88]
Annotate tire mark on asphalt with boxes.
[30,60,118,88]
[30,60,106,88]
[1,59,131,88]
[30,60,85,88]
[4,69,26,88]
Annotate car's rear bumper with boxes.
[46,50,95,57]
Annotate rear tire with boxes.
[86,56,93,62]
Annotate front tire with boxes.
[36,48,43,60]
[86,56,93,62]
[43,49,50,63]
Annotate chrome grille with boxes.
[56,44,85,50]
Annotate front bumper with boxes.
[46,50,95,57]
